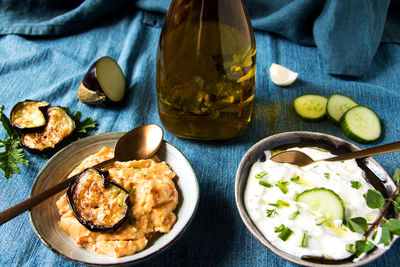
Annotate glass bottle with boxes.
[156,0,256,140]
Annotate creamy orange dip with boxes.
[56,147,178,258]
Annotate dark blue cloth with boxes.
[0,1,400,266]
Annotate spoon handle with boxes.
[325,141,400,162]
[0,158,115,226]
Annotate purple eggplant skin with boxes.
[67,168,130,233]
[78,56,126,105]
[10,100,50,133]
[82,60,104,96]
[79,57,112,105]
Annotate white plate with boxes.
[29,132,199,266]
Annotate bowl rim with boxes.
[235,131,397,267]
[29,131,200,266]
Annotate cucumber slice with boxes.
[340,105,381,143]
[293,94,328,121]
[326,94,358,123]
[296,188,345,222]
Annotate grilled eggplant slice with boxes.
[67,168,129,232]
[20,106,75,152]
[10,100,50,133]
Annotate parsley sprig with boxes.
[0,105,98,179]
[64,107,98,140]
[0,106,29,179]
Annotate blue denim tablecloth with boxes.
[1,3,400,267]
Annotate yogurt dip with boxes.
[244,147,381,260]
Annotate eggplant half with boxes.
[78,56,126,105]
[10,100,50,133]
[20,106,75,152]
[67,168,129,232]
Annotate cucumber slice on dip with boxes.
[340,105,381,143]
[78,56,126,105]
[296,188,345,222]
[326,94,358,124]
[293,94,328,121]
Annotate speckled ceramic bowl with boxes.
[29,132,199,266]
[235,131,398,267]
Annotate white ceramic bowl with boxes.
[29,132,199,266]
[235,131,398,266]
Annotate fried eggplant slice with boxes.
[10,100,50,132]
[20,106,75,152]
[67,168,129,232]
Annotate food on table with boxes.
[340,105,381,144]
[293,93,381,143]
[67,168,129,232]
[21,106,75,152]
[10,100,50,132]
[244,147,381,261]
[78,56,126,105]
[269,63,298,86]
[56,147,178,258]
[326,94,358,124]
[293,94,328,121]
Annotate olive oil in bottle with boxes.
[156,0,256,140]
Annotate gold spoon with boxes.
[270,141,400,167]
[0,124,164,225]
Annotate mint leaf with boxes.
[355,240,375,257]
[344,217,368,234]
[393,168,400,183]
[380,223,391,246]
[386,219,400,236]
[365,189,385,209]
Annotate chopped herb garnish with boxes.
[315,216,327,226]
[255,171,267,179]
[269,200,290,208]
[128,216,136,226]
[276,181,288,194]
[346,243,355,254]
[281,181,289,186]
[289,210,300,220]
[274,224,293,241]
[115,168,121,171]
[129,187,136,195]
[324,173,330,179]
[351,181,362,189]
[300,232,308,247]
[266,209,278,218]
[131,167,141,171]
[290,176,300,182]
[259,180,272,188]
